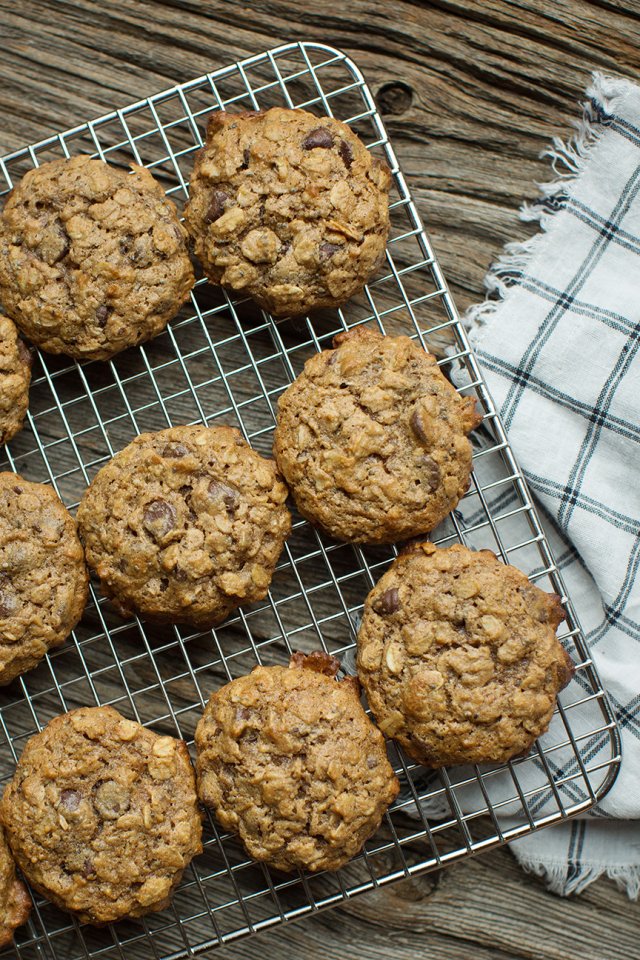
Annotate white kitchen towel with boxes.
[461,72,640,897]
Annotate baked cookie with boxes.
[0,825,30,947]
[0,473,88,685]
[0,155,194,360]
[77,425,291,626]
[184,107,391,316]
[0,315,31,446]
[273,328,481,544]
[195,652,399,873]
[0,706,202,924]
[357,542,574,767]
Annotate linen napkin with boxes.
[461,72,640,897]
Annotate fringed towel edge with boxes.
[464,72,634,344]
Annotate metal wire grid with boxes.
[0,41,620,960]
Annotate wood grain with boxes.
[0,2,638,959]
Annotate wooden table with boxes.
[1,1,639,958]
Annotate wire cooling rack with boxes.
[0,41,620,960]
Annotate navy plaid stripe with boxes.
[518,276,638,339]
[568,197,640,256]
[610,693,640,742]
[527,699,628,817]
[477,349,640,444]
[525,472,638,535]
[500,159,640,431]
[566,821,587,883]
[586,534,640,646]
[610,114,640,148]
[558,323,640,530]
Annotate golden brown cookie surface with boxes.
[0,473,88,685]
[0,825,30,947]
[77,425,291,626]
[357,543,574,766]
[0,315,31,446]
[195,654,399,873]
[0,706,202,924]
[185,108,391,316]
[273,328,481,544]
[0,156,194,360]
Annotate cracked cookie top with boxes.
[77,425,291,627]
[357,543,574,767]
[0,155,194,360]
[184,107,391,316]
[195,653,399,873]
[1,706,202,924]
[273,327,481,544]
[0,472,88,685]
[0,314,31,446]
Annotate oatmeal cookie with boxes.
[0,706,202,924]
[184,107,391,316]
[273,327,481,544]
[0,155,194,360]
[0,473,88,685]
[195,653,399,872]
[357,542,574,766]
[77,425,291,626]
[0,825,30,946]
[0,315,31,446]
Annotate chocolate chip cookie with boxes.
[0,473,88,685]
[77,425,291,626]
[184,108,391,316]
[0,825,30,946]
[0,315,31,446]
[0,706,202,924]
[273,328,481,544]
[0,155,194,360]
[357,542,574,767]
[195,653,399,873]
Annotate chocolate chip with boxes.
[208,480,239,513]
[419,455,441,492]
[410,409,429,444]
[367,756,378,769]
[240,147,251,169]
[377,587,400,615]
[95,305,111,327]
[319,241,341,260]
[289,650,341,676]
[235,706,251,722]
[161,442,189,458]
[82,859,95,878]
[302,126,334,150]
[205,190,229,223]
[59,789,81,813]
[93,780,130,820]
[338,139,353,168]
[143,499,177,540]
